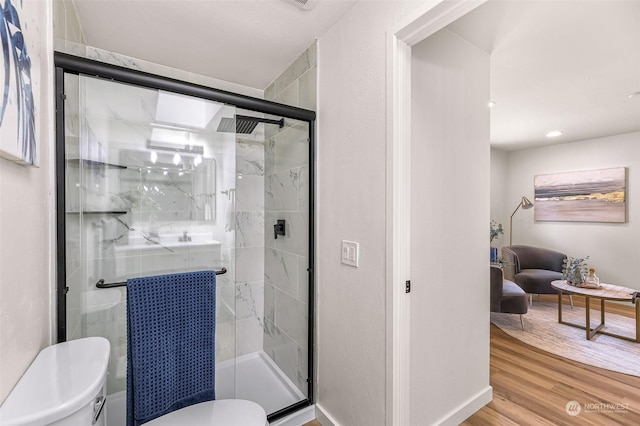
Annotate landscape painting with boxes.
[534,167,626,223]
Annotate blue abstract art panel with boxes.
[1,0,36,166]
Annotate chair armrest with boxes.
[501,247,519,280]
[490,266,504,312]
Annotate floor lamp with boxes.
[510,196,534,245]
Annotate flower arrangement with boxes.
[562,256,589,285]
[490,220,504,243]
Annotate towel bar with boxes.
[95,268,227,289]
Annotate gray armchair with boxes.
[502,245,570,306]
[490,265,528,330]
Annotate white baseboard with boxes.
[315,403,341,426]
[269,387,491,426]
[437,386,493,426]
[270,404,315,426]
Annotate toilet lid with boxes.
[0,337,110,426]
[145,399,267,426]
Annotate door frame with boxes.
[385,1,488,424]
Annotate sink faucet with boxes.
[179,231,191,242]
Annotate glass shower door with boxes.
[264,117,311,405]
[63,74,238,405]
[59,65,314,422]
[216,109,312,418]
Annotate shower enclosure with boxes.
[55,53,314,423]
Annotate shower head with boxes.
[216,115,285,134]
[217,117,258,134]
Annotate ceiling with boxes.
[73,0,640,151]
[447,0,640,150]
[72,0,358,89]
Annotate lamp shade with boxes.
[521,196,534,210]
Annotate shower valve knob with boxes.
[274,220,286,239]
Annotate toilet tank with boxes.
[0,337,110,426]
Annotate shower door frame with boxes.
[54,52,316,421]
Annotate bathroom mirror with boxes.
[117,148,216,222]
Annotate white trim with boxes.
[395,0,487,47]
[313,37,321,426]
[385,30,412,426]
[386,1,488,424]
[434,386,493,426]
[47,0,57,346]
[314,403,340,426]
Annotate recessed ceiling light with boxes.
[628,91,640,99]
[283,0,320,11]
[546,130,563,138]
[488,101,496,108]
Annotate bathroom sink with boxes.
[112,231,222,278]
[115,233,221,253]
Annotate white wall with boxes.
[506,131,640,291]
[0,0,54,403]
[491,148,508,250]
[316,1,453,424]
[410,29,491,424]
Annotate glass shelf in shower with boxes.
[67,158,127,169]
[66,210,128,215]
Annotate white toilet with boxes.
[144,399,267,426]
[0,337,110,425]
[0,337,267,426]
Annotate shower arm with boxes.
[95,267,227,289]
[236,115,285,128]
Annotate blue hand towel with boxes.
[126,270,216,426]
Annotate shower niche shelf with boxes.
[67,158,127,169]
[66,210,127,215]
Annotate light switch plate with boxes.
[341,240,359,267]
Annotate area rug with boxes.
[491,301,640,377]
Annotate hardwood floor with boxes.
[304,295,639,425]
[463,295,640,425]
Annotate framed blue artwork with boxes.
[1,0,37,166]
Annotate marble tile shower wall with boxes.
[263,42,316,396]
[64,75,82,344]
[232,130,266,358]
[65,137,235,394]
[65,123,239,394]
